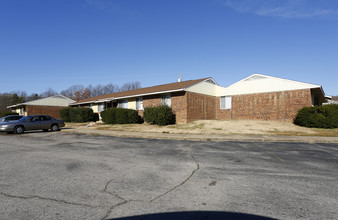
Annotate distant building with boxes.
[324,96,338,105]
[8,95,75,119]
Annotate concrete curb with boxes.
[62,128,338,144]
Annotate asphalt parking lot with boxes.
[0,132,337,220]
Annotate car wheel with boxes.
[42,129,49,132]
[14,126,24,134]
[51,124,59,132]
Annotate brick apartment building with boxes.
[8,95,75,119]
[70,74,326,123]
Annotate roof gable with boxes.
[72,77,212,105]
[8,95,75,108]
[224,73,323,96]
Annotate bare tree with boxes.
[40,88,58,98]
[103,83,118,94]
[73,88,91,101]
[119,81,141,92]
[60,85,84,100]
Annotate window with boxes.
[136,97,143,110]
[41,116,52,121]
[220,97,226,109]
[161,94,171,107]
[118,99,128,109]
[30,116,41,122]
[220,96,232,109]
[98,103,105,112]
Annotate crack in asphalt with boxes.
[150,152,200,202]
[0,192,99,208]
[100,200,129,220]
[101,177,130,220]
[100,144,200,219]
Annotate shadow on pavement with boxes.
[108,211,276,220]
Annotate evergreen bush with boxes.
[144,105,175,126]
[101,109,117,124]
[101,108,141,124]
[69,108,94,123]
[294,105,338,129]
[59,107,72,122]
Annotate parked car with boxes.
[0,115,65,134]
[0,115,23,122]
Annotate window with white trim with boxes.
[220,96,232,109]
[136,97,143,110]
[118,99,128,109]
[161,94,171,107]
[98,103,105,112]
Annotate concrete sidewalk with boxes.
[62,127,338,143]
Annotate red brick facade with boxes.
[25,105,65,119]
[142,92,189,124]
[216,89,312,121]
[139,89,312,123]
[141,91,216,124]
[186,92,216,123]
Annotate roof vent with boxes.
[243,74,266,82]
[178,73,182,82]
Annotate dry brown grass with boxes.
[65,120,338,137]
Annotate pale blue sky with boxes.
[1,0,337,95]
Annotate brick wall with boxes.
[142,92,189,124]
[143,95,162,108]
[171,92,188,124]
[26,105,65,119]
[216,89,312,121]
[186,92,216,123]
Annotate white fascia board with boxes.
[96,99,111,103]
[69,101,96,105]
[72,88,185,104]
[7,104,21,108]
[184,77,218,90]
[101,89,185,102]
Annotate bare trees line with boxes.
[0,81,141,113]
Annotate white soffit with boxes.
[223,74,322,96]
[185,81,218,96]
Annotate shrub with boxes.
[69,108,94,123]
[294,105,338,129]
[101,108,141,124]
[101,109,117,124]
[59,107,72,122]
[143,107,158,124]
[127,109,143,124]
[93,113,100,122]
[116,108,130,124]
[0,112,19,118]
[144,105,175,126]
